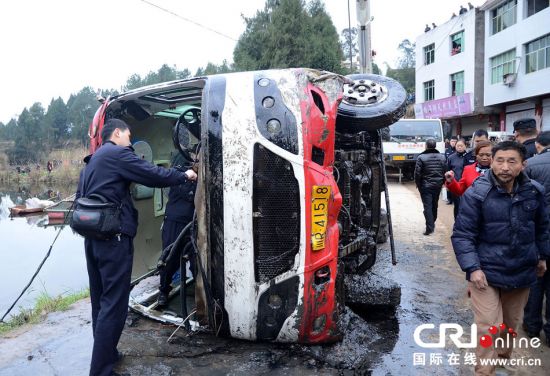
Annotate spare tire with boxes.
[336,74,407,133]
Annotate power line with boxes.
[138,0,238,42]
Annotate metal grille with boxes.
[253,144,300,282]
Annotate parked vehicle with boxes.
[86,68,406,343]
[382,119,445,180]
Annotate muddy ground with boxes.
[1,181,549,375]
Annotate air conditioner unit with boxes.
[503,73,517,86]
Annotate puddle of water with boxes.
[0,188,87,320]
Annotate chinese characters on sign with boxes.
[414,93,473,119]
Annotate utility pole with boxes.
[356,0,373,74]
[347,0,353,73]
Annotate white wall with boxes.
[415,10,477,107]
[484,3,550,106]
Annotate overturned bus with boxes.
[87,68,406,344]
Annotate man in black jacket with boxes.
[77,119,197,376]
[452,141,549,375]
[414,139,446,235]
[157,153,197,307]
[523,131,550,344]
[464,129,489,167]
[513,118,538,159]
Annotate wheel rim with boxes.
[342,78,389,106]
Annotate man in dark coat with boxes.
[522,131,550,344]
[76,119,197,376]
[464,129,488,167]
[513,118,538,159]
[414,139,446,235]
[445,136,458,160]
[157,153,197,307]
[452,141,549,375]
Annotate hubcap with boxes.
[342,79,388,106]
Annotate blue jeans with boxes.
[523,271,550,337]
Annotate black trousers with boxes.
[159,219,194,294]
[85,235,133,376]
[452,194,461,219]
[419,187,442,232]
[523,272,550,337]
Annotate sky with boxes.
[0,0,481,124]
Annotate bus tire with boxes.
[336,74,407,133]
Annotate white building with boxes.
[414,6,497,138]
[481,0,550,131]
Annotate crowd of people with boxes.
[414,118,550,375]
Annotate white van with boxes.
[382,119,445,180]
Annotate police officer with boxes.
[76,118,197,376]
[157,153,197,307]
[513,118,538,159]
[463,129,489,167]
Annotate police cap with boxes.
[513,118,536,132]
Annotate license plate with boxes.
[393,155,406,161]
[311,185,330,251]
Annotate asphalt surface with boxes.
[1,181,549,375]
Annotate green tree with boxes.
[308,0,343,72]
[386,65,415,95]
[233,0,343,72]
[44,97,69,147]
[340,27,358,72]
[67,87,101,145]
[397,39,416,69]
[12,103,46,162]
[195,60,232,76]
[123,64,191,91]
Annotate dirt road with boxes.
[1,181,548,375]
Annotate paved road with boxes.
[1,182,548,375]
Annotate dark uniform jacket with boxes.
[525,148,550,207]
[445,146,455,160]
[523,138,537,159]
[164,179,196,223]
[463,150,476,167]
[77,141,188,237]
[414,149,446,190]
[452,171,550,289]
[447,151,466,181]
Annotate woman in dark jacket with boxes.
[446,139,467,218]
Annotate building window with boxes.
[450,72,464,96]
[490,49,516,84]
[526,34,550,73]
[424,43,435,65]
[424,80,435,101]
[451,31,464,55]
[491,0,517,34]
[526,0,549,17]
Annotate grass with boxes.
[0,289,89,336]
[0,146,87,185]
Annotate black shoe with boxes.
[157,292,169,307]
[522,323,539,338]
[423,230,434,235]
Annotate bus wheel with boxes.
[336,74,407,133]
